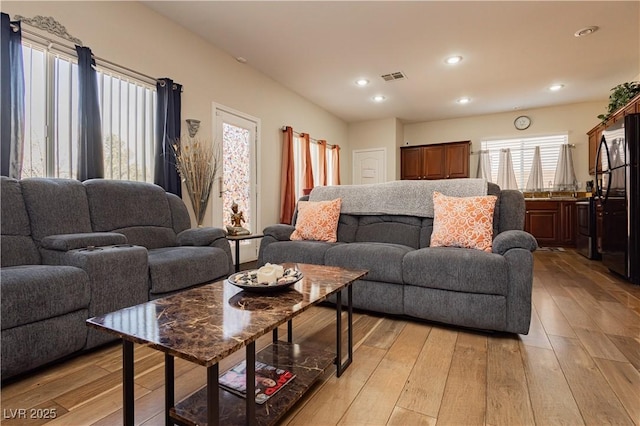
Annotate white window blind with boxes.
[20,41,156,182]
[481,134,568,190]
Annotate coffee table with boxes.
[86,263,367,426]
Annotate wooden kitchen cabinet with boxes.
[401,140,470,180]
[588,93,640,175]
[524,199,576,247]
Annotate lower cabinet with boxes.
[524,200,576,247]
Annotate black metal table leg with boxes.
[234,241,241,273]
[335,284,354,377]
[287,320,293,343]
[272,327,279,343]
[246,341,256,426]
[122,340,134,426]
[207,364,220,426]
[165,354,174,426]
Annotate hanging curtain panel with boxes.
[300,133,314,194]
[497,148,518,190]
[553,144,577,191]
[329,144,341,185]
[154,78,182,196]
[280,126,296,224]
[317,140,327,186]
[1,13,25,178]
[475,150,492,182]
[526,146,545,191]
[76,46,104,181]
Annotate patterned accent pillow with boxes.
[430,191,497,252]
[290,198,342,243]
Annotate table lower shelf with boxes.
[170,341,336,426]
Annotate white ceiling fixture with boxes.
[457,97,471,104]
[549,84,565,91]
[445,56,463,65]
[355,79,369,87]
[373,95,386,102]
[574,26,599,37]
[235,56,247,64]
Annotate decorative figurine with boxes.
[226,201,250,236]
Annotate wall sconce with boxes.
[186,119,201,137]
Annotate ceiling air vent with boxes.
[381,71,407,82]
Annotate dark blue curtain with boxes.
[75,45,104,181]
[154,78,182,196]
[1,13,25,178]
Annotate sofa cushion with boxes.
[430,191,497,252]
[403,247,508,295]
[111,226,177,250]
[1,265,90,329]
[291,199,342,242]
[83,179,174,232]
[260,240,338,266]
[325,242,413,284]
[355,215,423,249]
[20,178,93,242]
[147,246,230,294]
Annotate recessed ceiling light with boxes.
[457,97,471,104]
[574,26,599,37]
[235,56,247,64]
[549,84,564,91]
[445,56,463,65]
[356,79,369,86]
[373,95,386,102]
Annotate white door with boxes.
[352,148,387,184]
[213,105,260,264]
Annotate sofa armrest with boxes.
[41,233,127,251]
[263,224,295,241]
[177,227,227,246]
[492,230,538,255]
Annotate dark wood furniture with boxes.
[524,199,576,247]
[588,93,640,175]
[87,263,367,426]
[400,140,470,180]
[226,233,264,272]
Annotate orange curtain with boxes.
[317,140,327,186]
[330,144,341,185]
[300,133,315,193]
[280,126,296,224]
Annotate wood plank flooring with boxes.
[2,249,639,425]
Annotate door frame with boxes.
[212,102,262,261]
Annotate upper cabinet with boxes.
[588,93,640,175]
[401,141,470,180]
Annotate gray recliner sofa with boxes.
[1,177,233,380]
[258,181,537,334]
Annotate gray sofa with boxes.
[1,177,233,380]
[258,181,537,334]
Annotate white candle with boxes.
[257,265,277,284]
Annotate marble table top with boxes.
[86,263,367,367]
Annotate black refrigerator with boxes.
[595,113,639,285]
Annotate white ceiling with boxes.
[143,1,639,124]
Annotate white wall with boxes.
[347,117,402,182]
[403,100,608,188]
[4,1,348,228]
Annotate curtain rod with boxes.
[282,126,337,148]
[13,16,160,87]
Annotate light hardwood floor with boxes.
[2,249,639,425]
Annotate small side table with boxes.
[226,233,264,272]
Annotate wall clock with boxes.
[514,115,531,130]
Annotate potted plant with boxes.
[172,137,220,226]
[598,81,640,122]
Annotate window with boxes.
[292,135,337,199]
[481,134,568,190]
[21,40,156,181]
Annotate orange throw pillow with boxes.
[430,191,497,252]
[290,198,342,243]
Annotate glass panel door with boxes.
[214,107,259,265]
